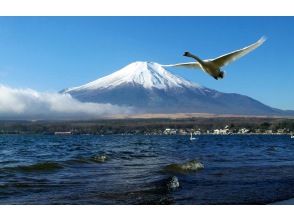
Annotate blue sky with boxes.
[0,17,293,110]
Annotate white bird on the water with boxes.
[163,37,266,80]
[190,133,196,141]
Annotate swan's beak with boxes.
[183,52,191,57]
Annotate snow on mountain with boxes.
[63,61,293,116]
[64,61,201,92]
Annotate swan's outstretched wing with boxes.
[161,62,201,69]
[211,37,266,67]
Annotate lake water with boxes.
[0,134,294,204]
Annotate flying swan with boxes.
[163,37,266,80]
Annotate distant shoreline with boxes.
[0,115,293,135]
[0,133,293,137]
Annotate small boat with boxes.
[54,131,72,135]
[291,135,294,139]
[190,133,196,141]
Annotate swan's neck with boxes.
[187,53,204,64]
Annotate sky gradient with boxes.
[0,17,293,110]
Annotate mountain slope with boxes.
[63,61,292,116]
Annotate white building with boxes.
[194,130,201,135]
[163,128,177,135]
[213,125,231,135]
[238,128,250,134]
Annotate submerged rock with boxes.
[15,162,63,172]
[91,155,108,163]
[164,160,204,173]
[166,176,180,191]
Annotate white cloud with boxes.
[0,85,133,120]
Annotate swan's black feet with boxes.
[219,71,224,79]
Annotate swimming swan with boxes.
[163,37,266,80]
[190,133,196,141]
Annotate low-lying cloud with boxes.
[0,85,133,120]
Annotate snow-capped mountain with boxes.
[63,61,291,116]
[64,61,201,92]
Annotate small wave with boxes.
[9,162,63,173]
[90,155,108,163]
[131,142,148,146]
[270,198,294,205]
[68,154,109,164]
[66,158,92,164]
[164,160,204,173]
[266,146,278,152]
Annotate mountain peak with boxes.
[64,61,201,92]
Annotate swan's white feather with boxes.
[161,62,201,69]
[210,37,266,67]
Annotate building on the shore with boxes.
[277,128,287,134]
[238,128,250,134]
[163,128,177,135]
[194,130,201,135]
[255,129,262,134]
[213,128,229,135]
[178,129,188,135]
[213,125,231,135]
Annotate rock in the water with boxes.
[166,176,180,190]
[180,160,204,170]
[92,155,108,163]
[164,160,204,173]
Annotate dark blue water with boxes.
[0,134,294,204]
